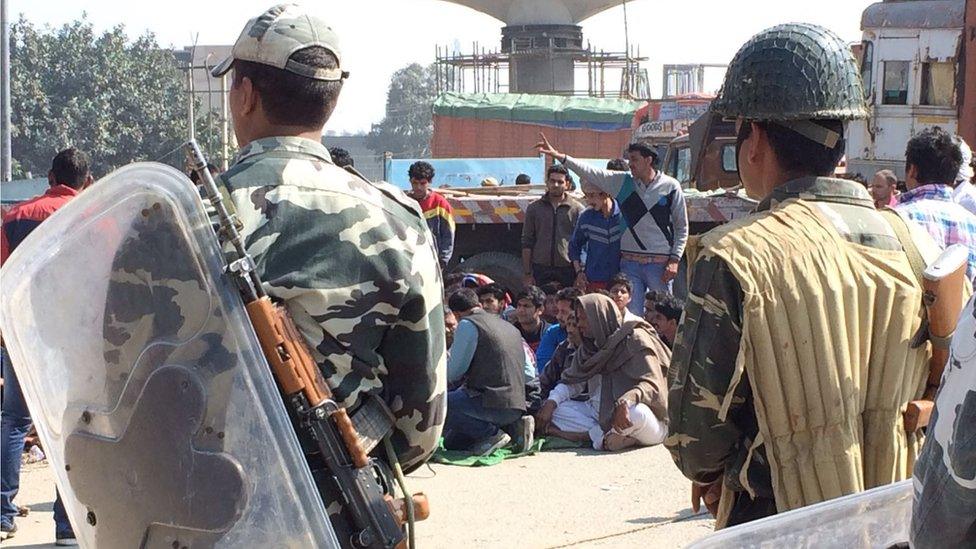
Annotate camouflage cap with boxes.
[211,3,348,81]
[711,23,867,123]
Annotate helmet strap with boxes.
[774,120,841,149]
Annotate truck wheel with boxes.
[453,252,524,294]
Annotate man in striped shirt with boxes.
[894,127,976,279]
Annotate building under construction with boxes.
[435,0,651,99]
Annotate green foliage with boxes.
[9,17,188,176]
[367,63,438,158]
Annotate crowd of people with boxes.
[1,7,975,548]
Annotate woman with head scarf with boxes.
[536,293,670,451]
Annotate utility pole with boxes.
[1,0,12,181]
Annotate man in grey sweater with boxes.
[536,135,688,313]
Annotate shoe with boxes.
[1,522,17,540]
[55,531,78,546]
[469,431,511,457]
[515,415,535,453]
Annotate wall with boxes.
[962,0,976,145]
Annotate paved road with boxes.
[5,445,715,548]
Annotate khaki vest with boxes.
[700,199,929,521]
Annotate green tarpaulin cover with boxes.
[433,92,643,128]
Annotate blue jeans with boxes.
[443,388,522,451]
[620,259,673,316]
[1,348,72,535]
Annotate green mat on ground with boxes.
[431,436,586,467]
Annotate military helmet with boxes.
[711,23,867,122]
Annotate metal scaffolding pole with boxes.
[1,0,12,181]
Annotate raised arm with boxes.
[535,132,627,196]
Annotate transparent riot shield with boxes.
[688,480,911,548]
[0,163,339,548]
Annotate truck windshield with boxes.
[882,61,910,105]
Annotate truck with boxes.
[430,92,642,161]
[630,93,715,162]
[846,0,970,180]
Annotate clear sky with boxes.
[9,0,876,134]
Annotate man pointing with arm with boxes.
[535,136,688,313]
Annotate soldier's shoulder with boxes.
[698,207,775,250]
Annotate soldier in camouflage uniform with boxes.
[210,3,446,469]
[100,5,445,543]
[666,23,940,529]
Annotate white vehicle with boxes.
[846,0,967,180]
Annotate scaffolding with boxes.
[662,63,727,98]
[434,42,650,99]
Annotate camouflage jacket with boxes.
[912,294,976,548]
[219,136,447,471]
[666,177,911,516]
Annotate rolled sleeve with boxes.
[666,255,747,484]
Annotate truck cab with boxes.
[662,114,739,191]
[846,0,966,180]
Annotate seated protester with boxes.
[445,310,459,349]
[647,294,684,349]
[512,286,551,354]
[608,273,643,322]
[521,341,543,417]
[540,282,562,325]
[475,282,515,320]
[535,287,582,375]
[445,289,533,454]
[643,290,667,323]
[536,294,671,451]
[539,309,581,400]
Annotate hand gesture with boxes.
[535,132,562,160]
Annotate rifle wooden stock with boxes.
[246,297,368,468]
[903,245,969,432]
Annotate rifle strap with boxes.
[880,208,930,349]
[880,209,926,286]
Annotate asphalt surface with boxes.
[4,445,715,548]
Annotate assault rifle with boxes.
[184,141,427,548]
[903,244,970,432]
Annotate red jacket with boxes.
[1,185,79,265]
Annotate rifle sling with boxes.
[880,209,930,350]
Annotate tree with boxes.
[367,63,439,158]
[9,17,188,177]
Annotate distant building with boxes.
[322,135,384,182]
